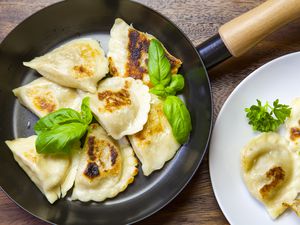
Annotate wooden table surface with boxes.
[1,0,300,224]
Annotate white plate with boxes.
[209,52,300,225]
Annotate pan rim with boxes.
[0,0,213,224]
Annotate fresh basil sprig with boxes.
[148,39,184,97]
[148,39,192,144]
[163,96,192,144]
[34,97,93,154]
[150,74,185,97]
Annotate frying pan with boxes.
[0,0,299,224]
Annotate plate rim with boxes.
[0,0,213,224]
[209,51,300,224]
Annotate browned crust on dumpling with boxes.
[73,65,93,78]
[98,88,131,113]
[87,136,96,161]
[83,131,121,180]
[259,166,285,199]
[110,146,118,166]
[126,28,149,80]
[73,43,100,79]
[108,57,119,77]
[165,50,182,74]
[31,92,57,114]
[84,162,100,178]
[109,27,182,84]
[290,127,300,141]
[134,101,164,146]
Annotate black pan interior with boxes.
[0,0,212,224]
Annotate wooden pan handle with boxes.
[219,0,300,57]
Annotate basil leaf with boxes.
[35,123,87,154]
[150,84,167,97]
[148,39,171,86]
[34,108,82,135]
[163,96,192,144]
[34,97,94,154]
[80,97,93,124]
[165,74,185,95]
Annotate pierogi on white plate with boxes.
[129,94,180,176]
[285,97,300,146]
[85,77,151,139]
[23,38,109,93]
[107,18,182,86]
[13,77,82,118]
[5,136,80,204]
[241,132,300,219]
[71,123,138,202]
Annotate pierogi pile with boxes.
[5,18,183,204]
[241,98,300,219]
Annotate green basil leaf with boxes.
[148,39,171,86]
[165,87,176,96]
[80,97,93,124]
[163,96,192,144]
[150,84,167,97]
[35,123,87,154]
[167,74,185,93]
[34,108,82,135]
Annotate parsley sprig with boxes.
[245,99,291,132]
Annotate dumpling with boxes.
[241,132,300,218]
[23,38,109,93]
[13,77,82,118]
[71,123,138,202]
[107,18,182,86]
[5,136,80,204]
[285,97,300,146]
[85,77,151,139]
[283,199,300,217]
[128,94,180,176]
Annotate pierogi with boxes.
[5,136,80,204]
[85,77,151,139]
[23,38,109,93]
[13,77,82,118]
[285,97,300,146]
[5,17,188,206]
[241,132,300,218]
[129,94,180,176]
[107,18,182,86]
[71,123,138,202]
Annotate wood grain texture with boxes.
[219,0,300,56]
[1,0,300,224]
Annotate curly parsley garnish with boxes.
[245,99,291,132]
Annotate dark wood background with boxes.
[1,0,300,224]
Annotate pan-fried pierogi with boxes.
[71,124,138,202]
[107,18,182,86]
[24,38,109,93]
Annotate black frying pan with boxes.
[0,0,299,224]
